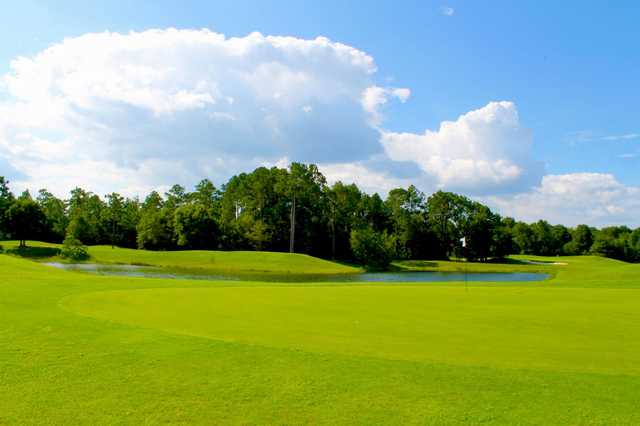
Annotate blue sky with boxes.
[0,0,638,226]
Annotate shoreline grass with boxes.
[1,240,362,275]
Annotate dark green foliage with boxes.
[590,226,633,261]
[136,193,175,250]
[60,236,89,260]
[563,224,593,255]
[66,188,107,244]
[350,227,397,270]
[492,217,516,259]
[1,167,639,264]
[326,182,365,259]
[174,203,219,249]
[425,190,466,258]
[4,197,47,247]
[36,189,68,242]
[0,177,15,239]
[574,225,595,254]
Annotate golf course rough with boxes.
[2,246,640,425]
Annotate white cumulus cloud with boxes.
[381,101,542,194]
[320,162,412,194]
[361,86,411,126]
[0,28,405,196]
[1,28,638,228]
[485,173,640,227]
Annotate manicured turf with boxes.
[2,247,640,424]
[1,240,361,274]
[65,285,640,375]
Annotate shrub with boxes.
[350,227,397,270]
[60,236,89,261]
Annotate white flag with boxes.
[460,237,466,248]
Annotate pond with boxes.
[44,262,549,283]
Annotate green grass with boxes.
[393,258,554,274]
[0,240,361,274]
[2,246,640,424]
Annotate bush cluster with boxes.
[60,236,89,261]
[350,228,397,270]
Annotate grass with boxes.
[0,240,361,274]
[393,258,554,274]
[2,244,640,424]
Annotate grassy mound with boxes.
[0,240,360,274]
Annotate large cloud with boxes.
[485,173,640,227]
[381,101,542,194]
[0,29,540,199]
[1,28,637,228]
[0,28,407,195]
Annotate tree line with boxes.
[1,164,639,267]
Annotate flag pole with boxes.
[461,236,468,292]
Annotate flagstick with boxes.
[461,236,468,292]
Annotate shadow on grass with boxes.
[6,246,61,258]
[331,259,364,270]
[485,257,531,265]
[394,260,439,269]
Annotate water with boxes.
[43,262,549,283]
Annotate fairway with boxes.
[65,286,640,375]
[2,251,640,424]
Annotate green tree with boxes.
[104,192,125,248]
[4,198,47,247]
[165,184,188,211]
[278,163,329,255]
[174,203,219,249]
[590,226,631,261]
[219,167,290,251]
[326,182,364,259]
[387,186,437,259]
[350,227,397,270]
[136,191,174,250]
[66,188,106,244]
[512,222,534,254]
[493,217,517,258]
[246,219,271,251]
[36,189,68,242]
[0,177,15,238]
[565,224,594,255]
[360,193,390,232]
[460,202,501,261]
[120,197,141,248]
[190,179,220,209]
[425,191,466,259]
[629,228,640,261]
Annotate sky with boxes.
[0,0,639,227]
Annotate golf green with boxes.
[64,285,640,375]
[2,248,640,424]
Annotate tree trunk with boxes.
[289,193,296,253]
[331,222,336,260]
[331,207,336,260]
